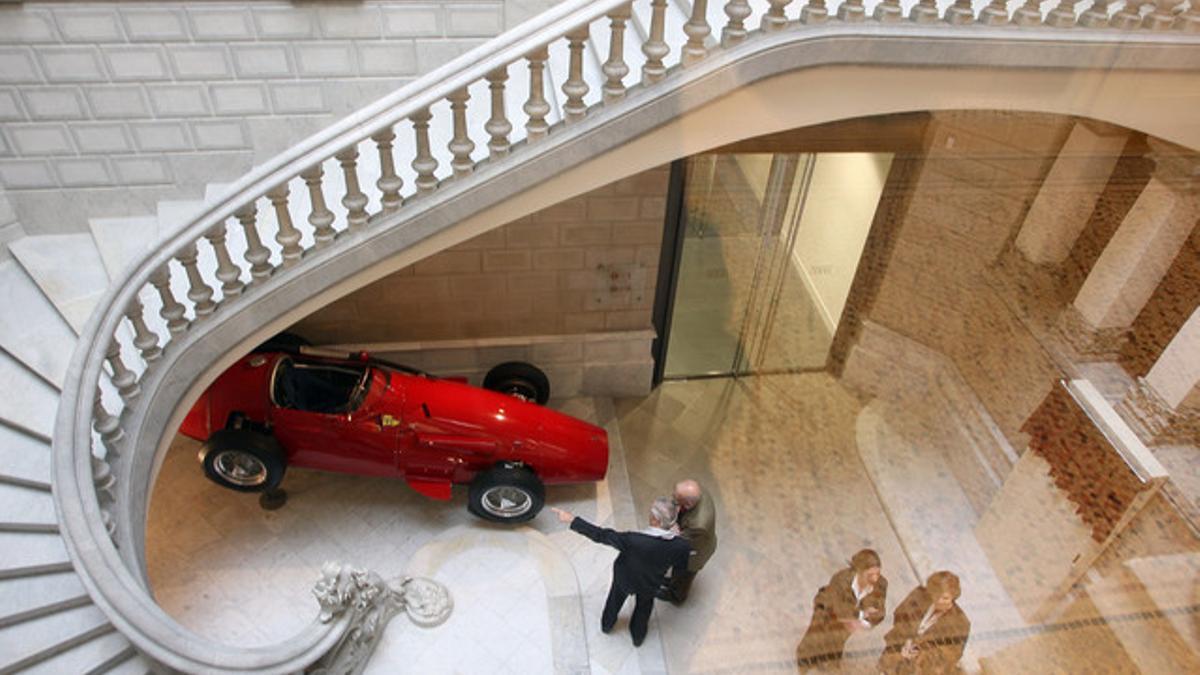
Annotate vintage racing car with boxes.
[179,342,609,523]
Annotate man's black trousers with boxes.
[602,581,655,646]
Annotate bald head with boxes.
[673,480,702,509]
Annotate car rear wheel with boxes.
[200,429,287,493]
[468,464,545,523]
[483,362,550,405]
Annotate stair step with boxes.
[156,200,207,241]
[0,483,57,528]
[88,216,158,282]
[0,261,76,389]
[98,650,155,675]
[20,628,132,675]
[0,532,71,576]
[0,603,110,673]
[9,234,110,334]
[0,350,61,440]
[0,571,87,625]
[0,423,51,485]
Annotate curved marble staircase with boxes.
[2,0,1200,672]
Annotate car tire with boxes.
[467,463,545,523]
[483,361,551,405]
[254,331,310,354]
[200,429,287,493]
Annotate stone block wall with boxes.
[291,163,671,396]
[868,110,1073,449]
[0,0,556,234]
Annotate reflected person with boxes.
[552,498,691,647]
[877,571,970,675]
[795,548,888,670]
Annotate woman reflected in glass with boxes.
[795,549,888,670]
[877,570,971,675]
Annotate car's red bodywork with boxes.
[179,351,609,498]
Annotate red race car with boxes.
[179,342,609,523]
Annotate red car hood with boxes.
[400,374,609,482]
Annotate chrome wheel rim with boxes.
[498,379,537,402]
[479,485,533,518]
[213,450,267,487]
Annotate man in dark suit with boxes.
[552,499,691,647]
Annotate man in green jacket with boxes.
[658,479,717,604]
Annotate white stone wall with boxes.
[0,0,557,234]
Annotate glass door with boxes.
[661,152,893,379]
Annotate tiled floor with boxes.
[146,368,1200,673]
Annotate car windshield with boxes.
[271,357,370,414]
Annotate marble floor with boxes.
[146,370,1200,673]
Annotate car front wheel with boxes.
[200,429,287,493]
[467,464,545,523]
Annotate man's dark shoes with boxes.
[654,586,674,602]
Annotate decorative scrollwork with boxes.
[308,563,452,674]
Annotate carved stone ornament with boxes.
[1056,304,1130,361]
[1118,377,1200,445]
[308,563,453,675]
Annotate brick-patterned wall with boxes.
[868,110,1072,449]
[0,0,556,233]
[293,164,671,343]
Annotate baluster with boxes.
[372,129,403,216]
[93,389,124,449]
[722,0,752,44]
[644,0,670,80]
[682,0,710,65]
[1109,1,1146,28]
[1045,0,1081,25]
[124,297,161,362]
[838,0,867,20]
[1178,1,1200,30]
[1143,0,1181,27]
[176,242,215,317]
[202,223,244,298]
[92,455,117,538]
[1076,0,1110,25]
[336,147,370,228]
[410,108,439,193]
[301,165,337,247]
[266,183,303,267]
[524,47,551,138]
[105,338,140,403]
[91,391,121,539]
[447,89,476,177]
[978,0,1011,24]
[763,0,793,31]
[603,8,631,101]
[563,27,591,122]
[944,0,976,22]
[485,67,512,158]
[1011,0,1045,24]
[149,265,188,334]
[234,203,273,283]
[872,0,903,20]
[909,0,941,22]
[801,0,829,23]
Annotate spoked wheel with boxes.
[212,450,268,487]
[482,362,551,405]
[468,464,545,523]
[200,429,287,493]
